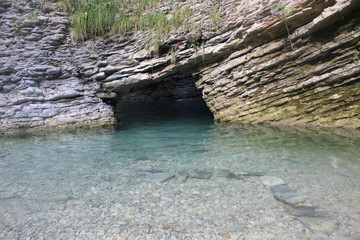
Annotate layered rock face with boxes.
[91,0,360,129]
[197,0,360,128]
[0,0,359,132]
[0,0,114,132]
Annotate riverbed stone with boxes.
[271,185,308,205]
[284,205,326,217]
[260,176,286,187]
[213,169,236,178]
[139,171,175,183]
[175,170,189,183]
[188,169,212,180]
[236,171,264,177]
[298,217,339,234]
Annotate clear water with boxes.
[1,100,360,239]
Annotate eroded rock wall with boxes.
[91,0,360,128]
[0,0,114,132]
[0,0,359,132]
[197,0,360,128]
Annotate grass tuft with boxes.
[58,0,194,41]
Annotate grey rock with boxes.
[43,109,59,118]
[260,176,286,187]
[284,205,326,217]
[271,185,307,205]
[236,171,264,177]
[46,67,62,76]
[132,49,151,61]
[93,72,107,80]
[103,73,129,82]
[96,92,117,99]
[298,217,339,234]
[213,169,237,178]
[175,170,189,183]
[310,233,332,240]
[97,61,108,68]
[189,169,212,180]
[1,0,359,133]
[100,66,126,75]
[139,170,175,183]
[84,68,99,77]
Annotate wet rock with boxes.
[271,185,307,205]
[260,176,286,187]
[310,233,332,240]
[188,169,212,180]
[298,217,339,234]
[236,171,264,177]
[213,169,237,179]
[175,170,189,183]
[310,233,352,240]
[284,205,326,217]
[139,170,175,183]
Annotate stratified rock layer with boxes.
[1,0,359,132]
[0,0,114,132]
[197,0,360,128]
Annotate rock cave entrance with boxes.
[113,74,214,126]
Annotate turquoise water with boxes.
[1,100,360,239]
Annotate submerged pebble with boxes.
[271,184,307,205]
[260,176,286,187]
[213,169,237,178]
[175,170,189,182]
[298,217,339,234]
[1,111,359,239]
[188,169,213,180]
[284,205,326,217]
[139,171,175,183]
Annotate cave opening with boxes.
[113,74,214,127]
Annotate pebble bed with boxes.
[1,121,360,240]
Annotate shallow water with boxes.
[1,100,360,239]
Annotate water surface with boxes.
[1,100,359,239]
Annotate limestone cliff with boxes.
[0,0,114,132]
[0,0,359,132]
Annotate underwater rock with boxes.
[284,205,326,217]
[260,176,286,187]
[213,169,237,179]
[175,170,189,183]
[271,185,307,205]
[298,216,339,234]
[236,171,264,177]
[139,171,175,184]
[188,169,213,180]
